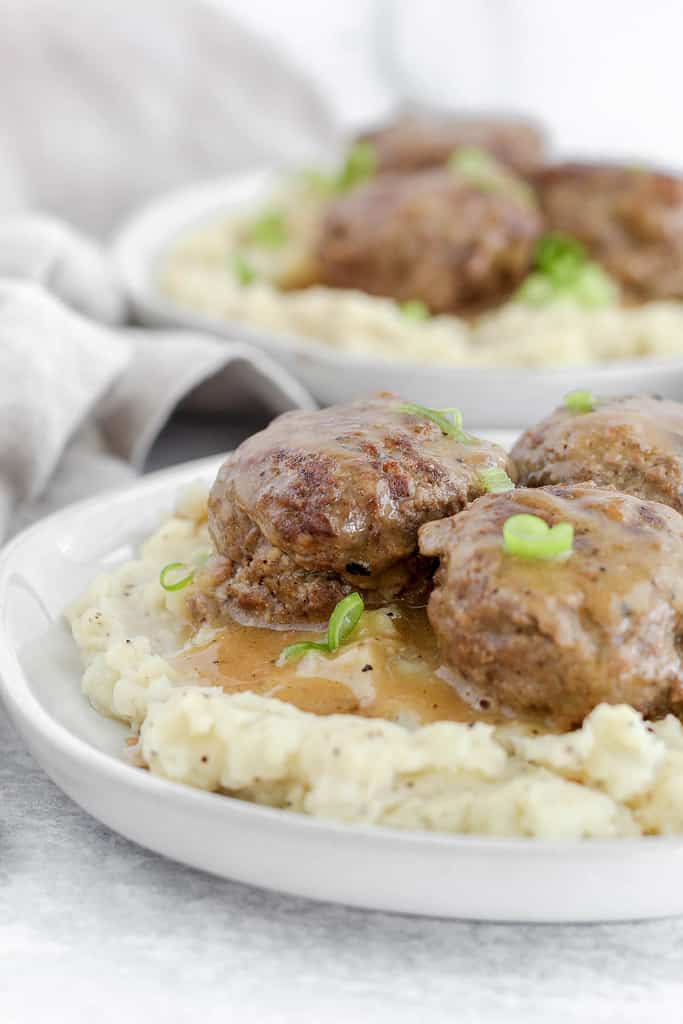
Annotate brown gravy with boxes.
[174,606,497,726]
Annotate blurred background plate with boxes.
[113,171,683,428]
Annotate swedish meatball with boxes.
[359,113,545,176]
[316,168,542,314]
[419,484,683,729]
[198,395,514,625]
[512,395,683,513]
[534,163,683,300]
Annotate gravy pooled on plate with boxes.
[175,605,497,727]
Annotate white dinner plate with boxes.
[113,170,683,428]
[2,451,683,923]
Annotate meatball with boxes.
[511,395,683,513]
[198,395,515,625]
[534,163,683,300]
[359,113,545,177]
[316,168,542,314]
[419,484,683,729]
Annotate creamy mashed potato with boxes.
[66,487,683,839]
[159,182,683,369]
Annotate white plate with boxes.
[113,171,683,428]
[2,453,683,923]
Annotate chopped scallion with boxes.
[514,232,618,309]
[400,299,430,322]
[396,402,475,442]
[503,514,574,561]
[248,208,288,248]
[480,467,515,493]
[564,389,596,413]
[336,141,377,192]
[280,592,365,662]
[232,253,256,286]
[160,562,196,592]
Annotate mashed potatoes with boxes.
[159,182,683,369]
[66,487,683,839]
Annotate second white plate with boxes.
[113,171,683,427]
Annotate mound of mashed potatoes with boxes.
[67,487,683,839]
[159,180,683,369]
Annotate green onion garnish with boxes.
[336,141,377,192]
[248,208,288,248]
[564,389,596,413]
[232,253,256,286]
[280,592,365,662]
[400,299,430,322]
[514,232,618,309]
[502,514,574,561]
[480,467,515,493]
[448,146,501,186]
[160,562,196,591]
[396,402,474,442]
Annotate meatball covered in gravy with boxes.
[359,113,545,177]
[199,395,514,625]
[317,168,542,314]
[534,163,683,300]
[420,484,683,729]
[512,395,683,513]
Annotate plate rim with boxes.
[2,454,683,862]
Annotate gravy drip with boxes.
[174,606,500,726]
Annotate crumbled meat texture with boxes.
[359,114,546,176]
[419,483,683,729]
[533,163,683,300]
[199,394,515,625]
[316,168,543,314]
[511,395,683,512]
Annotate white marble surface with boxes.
[3,415,683,1023]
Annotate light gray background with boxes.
[3,415,683,1023]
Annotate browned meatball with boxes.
[534,163,683,300]
[360,113,545,176]
[511,395,683,513]
[316,168,542,314]
[198,395,515,626]
[419,484,683,729]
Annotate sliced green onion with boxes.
[280,640,329,662]
[535,233,587,284]
[160,562,196,591]
[503,514,574,561]
[337,141,377,192]
[232,253,256,286]
[564,389,596,413]
[448,146,500,185]
[480,467,515,493]
[248,208,288,248]
[400,299,430,322]
[396,402,474,442]
[326,592,364,652]
[514,232,618,309]
[280,592,365,662]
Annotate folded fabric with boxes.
[0,232,314,544]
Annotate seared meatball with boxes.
[317,168,542,314]
[198,395,514,625]
[360,113,545,176]
[419,484,683,729]
[534,163,683,300]
[512,395,683,513]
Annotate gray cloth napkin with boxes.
[0,218,314,543]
